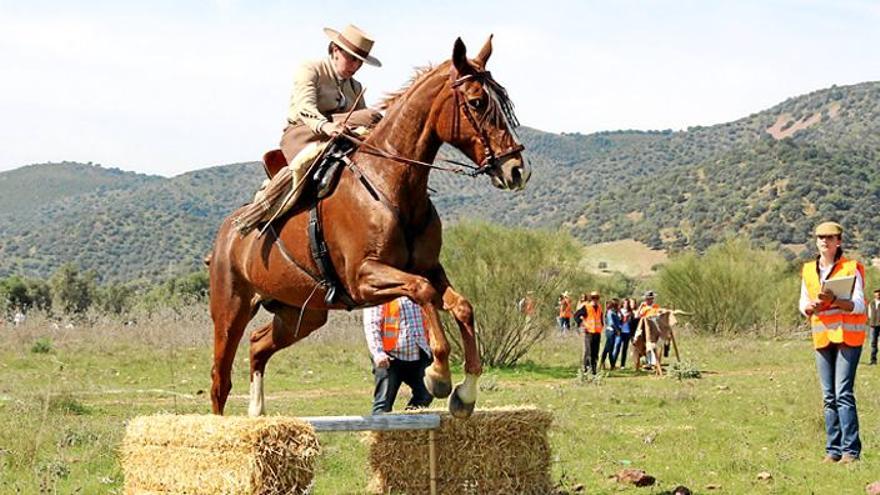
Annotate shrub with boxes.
[31,338,53,354]
[655,239,801,334]
[439,222,609,367]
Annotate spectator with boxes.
[363,296,433,414]
[614,298,635,368]
[637,290,665,363]
[868,288,880,365]
[600,298,621,370]
[517,291,536,317]
[580,291,604,375]
[557,291,573,334]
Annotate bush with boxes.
[31,338,53,354]
[655,239,801,334]
[439,222,610,367]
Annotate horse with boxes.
[208,35,529,419]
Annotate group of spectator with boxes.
[557,290,661,374]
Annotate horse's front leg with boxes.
[429,266,481,418]
[355,260,454,403]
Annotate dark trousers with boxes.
[582,333,601,375]
[371,350,433,415]
[870,326,880,364]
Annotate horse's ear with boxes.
[475,34,493,68]
[452,37,468,74]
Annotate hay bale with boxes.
[121,414,320,495]
[367,406,553,495]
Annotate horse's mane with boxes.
[377,59,520,129]
[378,63,445,111]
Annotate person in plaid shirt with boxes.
[363,296,433,414]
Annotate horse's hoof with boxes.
[449,386,475,419]
[424,372,452,399]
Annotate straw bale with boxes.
[122,414,320,495]
[368,406,553,495]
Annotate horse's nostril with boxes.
[511,166,522,185]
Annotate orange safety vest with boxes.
[381,299,402,351]
[638,302,659,318]
[802,257,867,349]
[559,297,572,318]
[583,304,604,334]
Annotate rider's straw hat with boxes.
[324,24,382,67]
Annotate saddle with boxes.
[260,136,360,309]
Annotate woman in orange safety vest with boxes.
[799,221,867,464]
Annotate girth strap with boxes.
[308,203,358,309]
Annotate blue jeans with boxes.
[612,333,631,367]
[557,317,571,333]
[600,330,617,368]
[815,344,862,458]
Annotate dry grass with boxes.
[581,239,668,278]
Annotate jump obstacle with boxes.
[122,407,552,495]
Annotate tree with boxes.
[49,263,97,314]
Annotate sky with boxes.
[1,0,879,176]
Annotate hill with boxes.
[0,81,878,281]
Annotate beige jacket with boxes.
[287,57,366,135]
[868,299,880,327]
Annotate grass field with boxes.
[1,309,878,494]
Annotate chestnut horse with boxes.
[208,36,529,419]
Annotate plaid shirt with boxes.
[363,297,431,362]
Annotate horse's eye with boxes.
[468,98,485,110]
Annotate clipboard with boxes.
[821,275,856,300]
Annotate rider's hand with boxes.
[320,121,346,136]
[375,355,391,368]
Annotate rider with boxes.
[235,23,383,235]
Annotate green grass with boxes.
[1,311,878,494]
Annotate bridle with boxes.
[450,69,525,171]
[343,65,523,178]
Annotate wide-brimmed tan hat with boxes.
[815,221,843,236]
[589,291,600,298]
[323,24,381,67]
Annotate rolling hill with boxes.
[1,81,878,281]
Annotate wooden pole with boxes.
[670,328,681,362]
[429,429,438,495]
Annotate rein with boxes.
[342,132,490,178]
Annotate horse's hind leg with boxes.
[247,304,328,416]
[210,273,256,415]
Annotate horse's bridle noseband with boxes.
[450,70,524,172]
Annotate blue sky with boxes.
[1,0,878,176]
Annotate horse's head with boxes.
[437,36,530,191]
